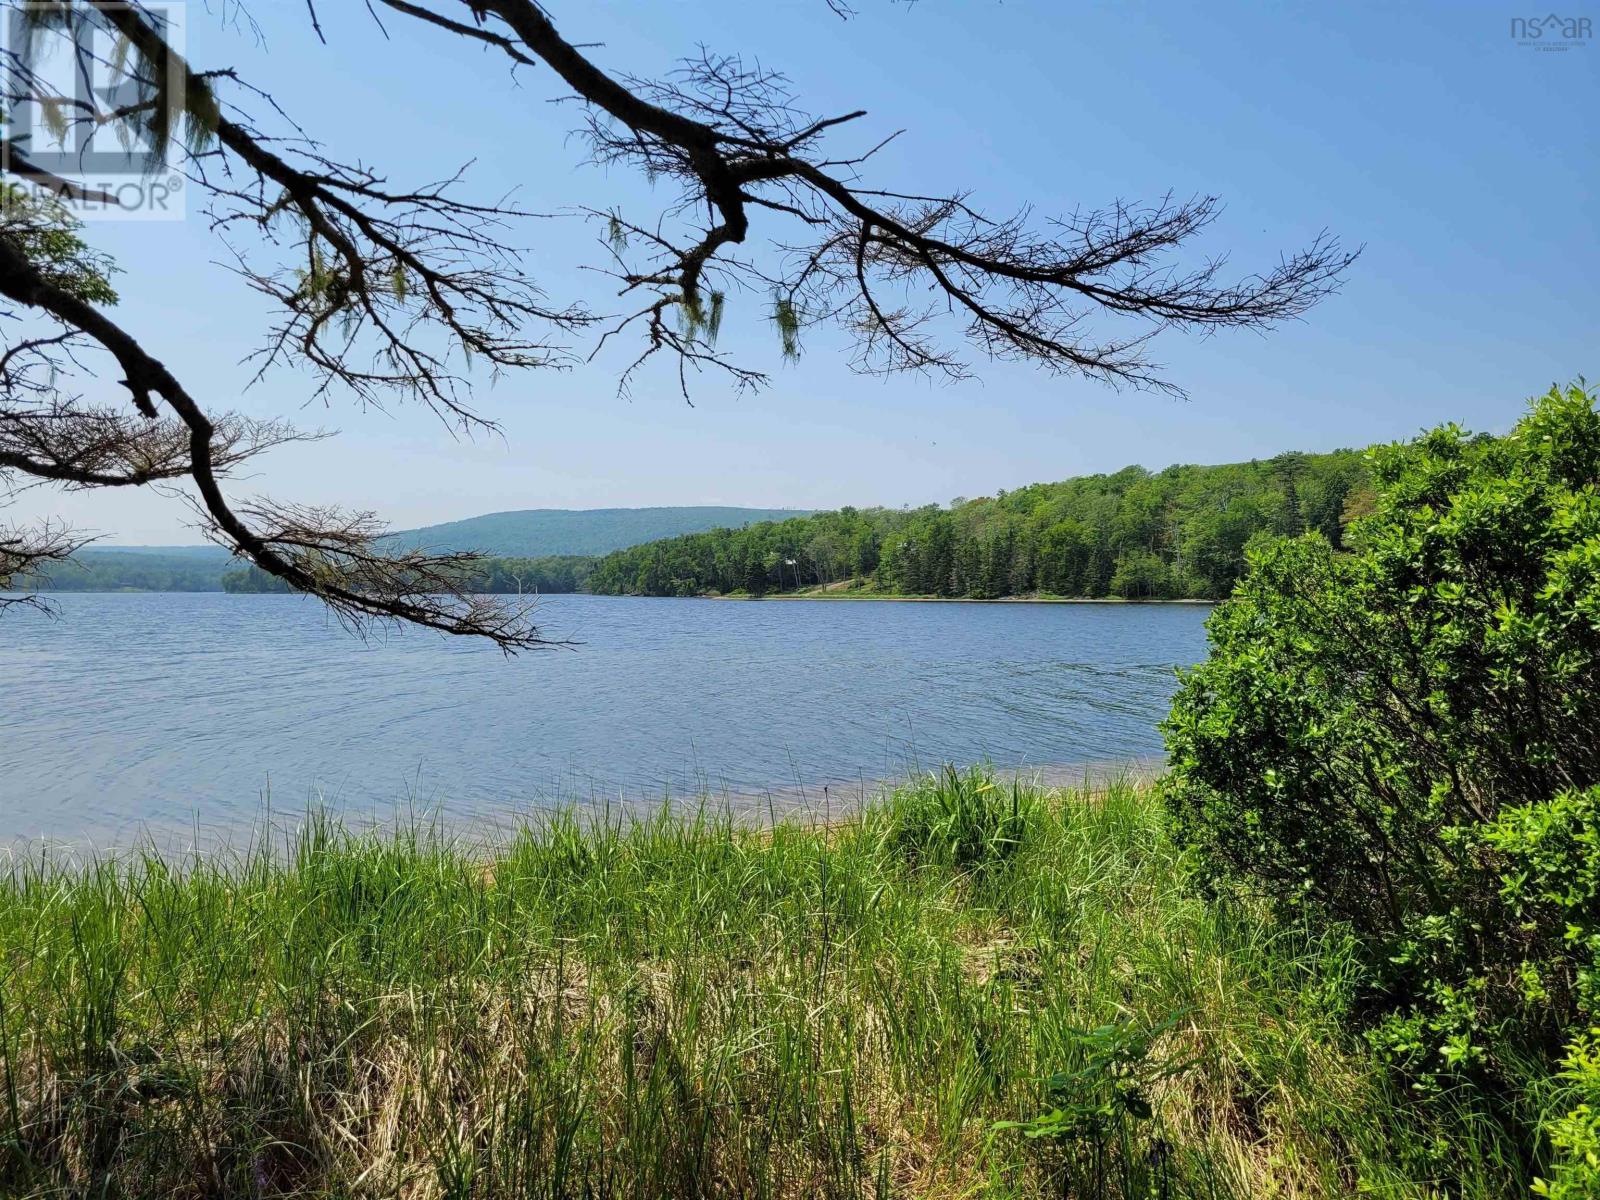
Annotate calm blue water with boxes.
[1,593,1211,844]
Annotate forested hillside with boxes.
[388,506,812,557]
[22,455,1371,601]
[20,509,803,593]
[31,548,232,592]
[222,555,597,595]
[587,450,1370,600]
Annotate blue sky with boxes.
[17,0,1599,543]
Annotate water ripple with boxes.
[1,593,1211,844]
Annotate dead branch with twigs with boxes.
[0,0,1356,649]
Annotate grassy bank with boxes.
[0,771,1521,1198]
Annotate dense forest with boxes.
[21,453,1371,602]
[22,551,594,596]
[221,555,597,595]
[586,450,1370,600]
[30,549,232,592]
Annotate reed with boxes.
[0,769,1522,1197]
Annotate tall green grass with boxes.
[0,770,1524,1197]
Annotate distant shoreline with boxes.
[11,757,1169,857]
[703,592,1217,606]
[14,589,1217,606]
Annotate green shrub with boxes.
[992,1010,1199,1187]
[1535,1030,1600,1199]
[1161,383,1600,1162]
[1482,786,1600,1021]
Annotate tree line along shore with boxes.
[148,445,1369,603]
[584,448,1366,601]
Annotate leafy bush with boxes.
[1482,786,1600,1023]
[993,1011,1199,1199]
[1535,1030,1600,1199]
[1162,384,1600,1159]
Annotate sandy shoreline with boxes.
[8,758,1167,859]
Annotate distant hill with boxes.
[385,507,813,558]
[78,545,231,559]
[38,547,232,592]
[18,508,812,591]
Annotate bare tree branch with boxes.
[0,231,552,649]
[0,515,88,609]
[371,3,1357,394]
[0,0,1357,649]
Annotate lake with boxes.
[1,593,1211,846]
